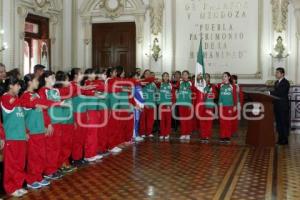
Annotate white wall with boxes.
[0,0,298,84]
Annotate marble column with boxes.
[82,16,92,69]
[295,8,300,84]
[17,6,28,74]
[149,0,164,73]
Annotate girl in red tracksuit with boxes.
[1,76,28,197]
[177,70,194,140]
[105,67,124,153]
[106,67,135,153]
[231,75,244,135]
[157,72,174,140]
[217,72,238,144]
[20,74,53,190]
[54,71,76,172]
[87,71,109,155]
[115,66,135,145]
[69,68,95,166]
[83,68,105,162]
[38,71,65,180]
[140,70,157,138]
[199,73,217,143]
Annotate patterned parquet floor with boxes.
[2,130,300,200]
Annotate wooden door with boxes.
[92,22,136,74]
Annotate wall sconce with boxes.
[0,30,8,53]
[145,38,162,62]
[0,43,8,52]
[270,36,289,59]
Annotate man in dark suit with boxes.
[270,67,290,145]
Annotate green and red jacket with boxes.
[217,83,238,107]
[20,91,51,134]
[1,93,26,141]
[176,81,195,106]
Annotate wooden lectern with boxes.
[244,91,277,147]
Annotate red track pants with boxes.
[26,134,46,184]
[98,110,109,153]
[107,110,123,149]
[199,108,214,139]
[160,105,172,136]
[59,124,73,166]
[139,107,155,136]
[179,106,194,135]
[72,112,87,161]
[3,141,26,194]
[119,111,134,142]
[45,124,62,175]
[85,110,100,158]
[219,106,234,138]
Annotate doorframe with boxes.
[25,14,51,72]
[79,0,146,70]
[91,22,136,73]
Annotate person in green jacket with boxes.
[1,76,28,197]
[158,72,174,140]
[140,70,157,138]
[20,74,51,190]
[176,70,194,140]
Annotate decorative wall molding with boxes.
[271,0,289,32]
[80,0,147,43]
[149,0,164,35]
[295,8,300,39]
[17,6,28,40]
[49,14,58,44]
[82,16,92,45]
[97,0,125,19]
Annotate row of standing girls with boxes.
[137,70,244,144]
[0,66,243,197]
[0,66,137,197]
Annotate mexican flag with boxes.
[195,39,206,91]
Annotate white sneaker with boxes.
[84,157,97,162]
[95,155,103,160]
[141,135,146,138]
[159,136,164,140]
[110,147,122,153]
[180,135,186,140]
[165,135,170,140]
[186,135,191,140]
[11,190,24,197]
[19,189,28,195]
[135,136,144,142]
[149,134,154,138]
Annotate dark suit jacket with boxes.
[270,78,290,110]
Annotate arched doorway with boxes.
[24,14,50,74]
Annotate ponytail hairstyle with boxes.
[20,73,35,95]
[38,70,55,90]
[81,68,95,85]
[223,72,232,84]
[115,66,124,78]
[70,68,81,82]
[0,75,21,96]
[231,75,238,84]
[55,71,67,89]
[106,67,113,78]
